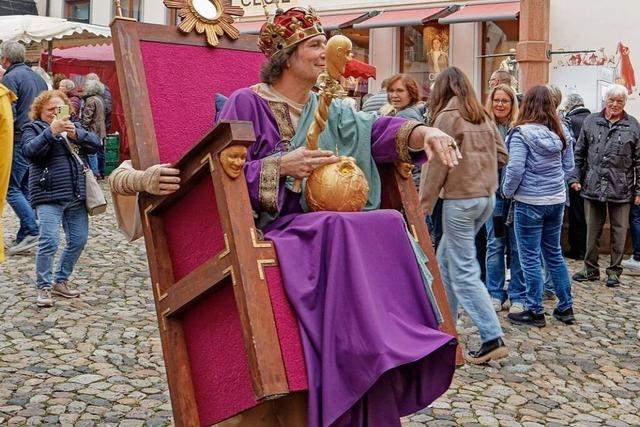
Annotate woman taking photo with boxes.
[419,67,508,364]
[22,90,101,308]
[483,84,526,314]
[501,85,575,327]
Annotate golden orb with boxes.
[305,156,369,212]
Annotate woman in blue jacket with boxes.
[22,90,101,308]
[502,85,575,327]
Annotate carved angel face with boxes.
[220,145,247,179]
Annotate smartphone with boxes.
[56,104,70,120]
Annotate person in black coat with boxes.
[22,90,101,308]
[563,94,591,260]
[1,41,48,253]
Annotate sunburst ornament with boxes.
[164,0,245,47]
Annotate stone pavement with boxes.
[1,187,639,426]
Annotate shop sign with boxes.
[234,0,298,17]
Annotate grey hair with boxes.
[260,46,296,85]
[563,93,584,112]
[85,72,100,81]
[59,79,75,91]
[605,84,628,101]
[0,41,26,64]
[84,79,104,97]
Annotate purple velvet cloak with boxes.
[218,89,456,427]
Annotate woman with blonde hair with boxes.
[22,90,101,307]
[483,84,525,313]
[420,67,508,364]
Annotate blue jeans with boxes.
[514,202,573,315]
[87,154,99,175]
[485,198,525,304]
[35,200,89,289]
[630,204,640,261]
[7,142,38,241]
[437,196,504,343]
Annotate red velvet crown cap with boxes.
[258,7,326,57]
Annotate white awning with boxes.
[0,15,111,48]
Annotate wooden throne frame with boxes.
[111,18,461,427]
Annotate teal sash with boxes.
[286,94,381,212]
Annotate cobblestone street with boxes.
[1,187,639,426]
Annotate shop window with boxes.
[329,27,371,106]
[65,0,90,23]
[119,0,142,20]
[400,24,449,100]
[481,20,519,97]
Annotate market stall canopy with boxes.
[0,15,111,48]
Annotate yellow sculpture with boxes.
[305,156,369,212]
[306,35,351,150]
[302,35,370,212]
[220,145,247,179]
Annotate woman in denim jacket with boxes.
[502,85,575,327]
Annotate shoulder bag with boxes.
[62,136,107,216]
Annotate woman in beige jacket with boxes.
[419,67,508,364]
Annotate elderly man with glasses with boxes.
[569,84,640,287]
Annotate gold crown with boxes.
[258,7,325,57]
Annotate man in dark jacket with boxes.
[563,94,591,260]
[1,41,47,254]
[569,85,640,287]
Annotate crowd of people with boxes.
[359,67,640,356]
[1,35,639,330]
[0,41,112,307]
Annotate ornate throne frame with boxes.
[111,17,460,426]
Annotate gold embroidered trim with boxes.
[396,121,424,163]
[268,101,296,141]
[259,156,280,213]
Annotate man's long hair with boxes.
[515,85,567,149]
[260,46,297,85]
[429,67,488,125]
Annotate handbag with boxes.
[63,136,107,216]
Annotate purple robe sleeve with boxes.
[218,89,287,213]
[370,116,427,165]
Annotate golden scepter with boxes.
[292,35,351,192]
[300,35,370,212]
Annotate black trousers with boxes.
[567,188,587,258]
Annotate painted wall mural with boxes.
[554,41,637,95]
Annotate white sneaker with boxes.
[509,302,526,314]
[491,297,503,312]
[36,288,53,308]
[622,257,640,276]
[7,234,39,255]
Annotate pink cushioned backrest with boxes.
[140,41,265,163]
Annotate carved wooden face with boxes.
[220,145,247,178]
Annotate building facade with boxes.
[33,0,639,115]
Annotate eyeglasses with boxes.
[492,98,512,105]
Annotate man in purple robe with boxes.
[216,6,464,427]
